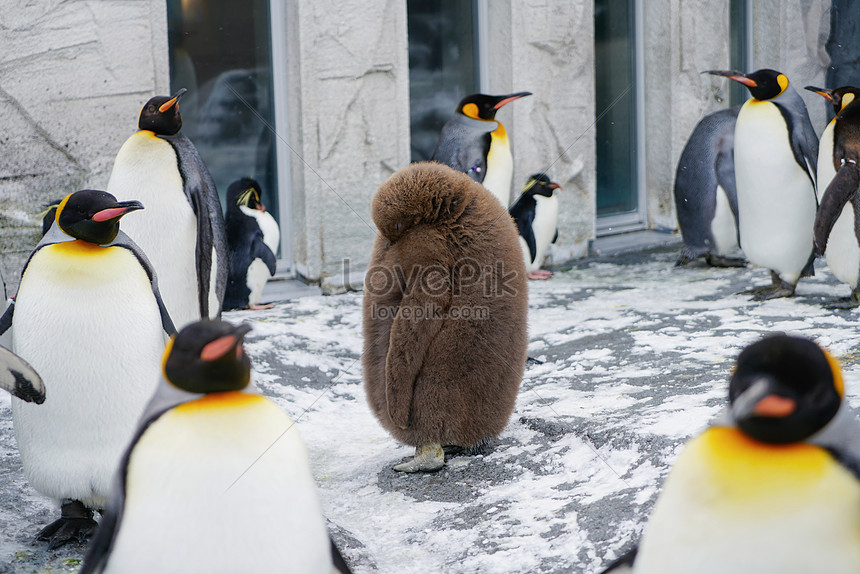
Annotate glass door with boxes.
[594,0,643,232]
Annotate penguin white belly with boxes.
[481,131,513,207]
[104,393,330,574]
[519,237,534,272]
[634,427,860,574]
[107,131,200,329]
[825,205,860,288]
[710,185,739,256]
[817,121,837,192]
[11,243,165,508]
[734,102,816,283]
[241,206,281,256]
[245,260,271,306]
[523,194,558,273]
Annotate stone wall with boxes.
[487,1,597,264]
[282,0,411,293]
[0,0,169,294]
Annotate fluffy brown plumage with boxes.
[362,161,528,449]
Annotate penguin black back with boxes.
[138,88,187,135]
[729,334,842,444]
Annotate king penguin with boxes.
[106,89,228,329]
[599,334,860,574]
[0,345,44,404]
[80,319,352,574]
[509,173,560,280]
[0,189,175,548]
[805,85,860,307]
[674,106,745,267]
[707,69,819,299]
[223,178,280,311]
[431,91,531,206]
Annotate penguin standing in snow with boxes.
[80,319,351,574]
[707,69,819,299]
[674,106,745,267]
[805,85,860,307]
[223,178,280,311]
[106,89,228,329]
[363,162,528,473]
[509,173,560,280]
[431,92,531,206]
[601,334,860,574]
[0,190,175,548]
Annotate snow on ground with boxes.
[2,246,860,573]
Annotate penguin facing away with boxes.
[223,178,280,311]
[81,320,351,574]
[600,334,860,574]
[707,69,819,299]
[106,88,228,329]
[509,173,561,280]
[674,106,745,267]
[431,92,532,207]
[0,190,175,548]
[363,162,528,472]
[805,85,860,307]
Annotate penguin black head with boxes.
[456,92,532,121]
[729,334,842,444]
[522,173,561,198]
[163,320,253,394]
[138,88,188,135]
[227,177,266,212]
[55,190,144,245]
[805,85,860,116]
[706,69,789,101]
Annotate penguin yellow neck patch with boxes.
[777,74,789,95]
[175,391,265,413]
[694,426,830,500]
[49,240,109,256]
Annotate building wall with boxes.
[0,0,170,294]
[0,0,837,296]
[283,0,411,293]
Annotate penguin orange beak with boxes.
[705,70,757,88]
[804,85,834,102]
[548,183,561,190]
[493,91,532,110]
[92,200,144,222]
[752,394,797,418]
[159,88,188,113]
[200,323,253,362]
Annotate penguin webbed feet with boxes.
[705,254,746,268]
[392,444,445,473]
[36,500,97,550]
[824,288,860,310]
[745,272,796,301]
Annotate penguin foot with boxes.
[248,303,275,310]
[751,284,796,301]
[443,440,491,457]
[824,297,860,310]
[393,444,445,473]
[36,500,97,549]
[706,254,746,268]
[527,270,553,280]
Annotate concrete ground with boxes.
[2,240,860,573]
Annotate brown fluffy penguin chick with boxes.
[363,161,529,472]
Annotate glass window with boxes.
[594,0,638,218]
[729,0,749,107]
[166,0,279,243]
[407,0,480,162]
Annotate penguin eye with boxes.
[395,222,404,233]
[147,105,156,112]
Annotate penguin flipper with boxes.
[0,345,45,404]
[330,536,353,573]
[598,545,637,573]
[384,239,452,429]
[775,102,819,195]
[165,134,229,319]
[251,232,278,276]
[0,299,12,337]
[552,228,558,244]
[109,231,177,336]
[510,196,538,263]
[813,163,860,255]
